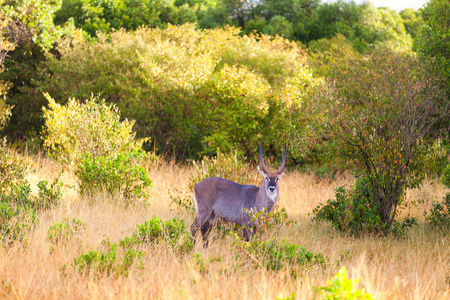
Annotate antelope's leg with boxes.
[201,222,213,248]
[190,215,202,245]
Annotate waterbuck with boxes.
[190,143,286,248]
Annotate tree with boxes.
[310,48,449,229]
[0,10,15,129]
[414,0,450,95]
[399,8,422,39]
[1,0,76,139]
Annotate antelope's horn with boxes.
[259,142,270,173]
[276,144,286,173]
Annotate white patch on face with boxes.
[193,191,198,212]
[266,188,278,201]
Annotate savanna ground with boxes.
[1,153,449,300]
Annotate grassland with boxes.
[0,154,449,299]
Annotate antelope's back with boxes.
[194,177,259,221]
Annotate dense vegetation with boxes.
[0,0,449,273]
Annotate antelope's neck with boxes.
[257,181,277,213]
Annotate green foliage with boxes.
[0,11,14,130]
[42,93,146,164]
[309,1,411,53]
[314,267,374,300]
[48,217,85,244]
[136,216,193,253]
[246,207,296,239]
[0,140,27,194]
[312,177,416,236]
[54,0,197,37]
[1,0,79,140]
[0,140,63,243]
[308,33,361,78]
[233,236,325,275]
[399,8,423,39]
[425,193,450,228]
[415,0,450,95]
[308,48,449,229]
[72,237,145,277]
[37,24,311,160]
[74,150,152,200]
[262,15,293,39]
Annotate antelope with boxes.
[190,143,286,248]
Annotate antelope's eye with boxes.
[275,177,279,181]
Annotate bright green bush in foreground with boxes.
[314,267,374,299]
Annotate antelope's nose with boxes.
[269,186,276,192]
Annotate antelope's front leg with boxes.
[242,224,256,242]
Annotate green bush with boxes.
[307,48,449,231]
[313,267,374,299]
[71,237,145,277]
[233,236,325,276]
[312,177,417,236]
[0,141,62,243]
[42,93,146,164]
[38,24,314,161]
[53,0,197,37]
[1,0,79,140]
[48,217,86,244]
[425,193,450,228]
[74,150,152,200]
[136,216,193,253]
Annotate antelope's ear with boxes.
[257,165,266,176]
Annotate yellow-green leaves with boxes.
[42,93,147,164]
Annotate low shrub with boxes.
[71,237,145,277]
[74,150,152,200]
[312,177,416,236]
[233,236,325,276]
[42,93,147,164]
[136,216,193,253]
[0,142,63,243]
[48,217,86,245]
[313,266,374,299]
[425,193,450,228]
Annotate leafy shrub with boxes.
[0,140,28,194]
[1,0,79,140]
[38,24,312,161]
[71,237,145,277]
[233,236,325,276]
[42,93,147,164]
[247,207,296,234]
[313,267,374,299]
[136,216,193,253]
[0,141,63,243]
[425,193,450,228]
[54,0,197,37]
[48,217,86,245]
[74,150,151,200]
[308,48,449,231]
[312,177,416,236]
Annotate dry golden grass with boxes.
[1,155,449,299]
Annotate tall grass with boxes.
[0,154,449,299]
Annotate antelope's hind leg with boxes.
[190,215,202,246]
[201,212,215,248]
